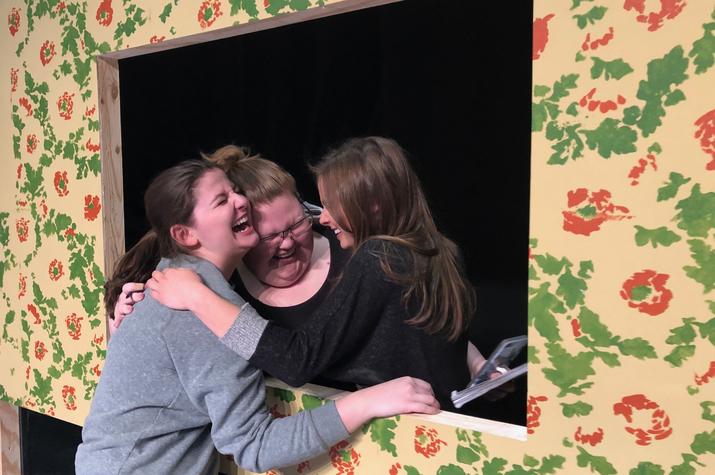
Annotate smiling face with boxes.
[187,168,259,273]
[243,192,315,288]
[317,178,355,250]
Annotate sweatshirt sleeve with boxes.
[221,242,395,386]
[168,317,349,473]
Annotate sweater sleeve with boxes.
[221,242,395,387]
[166,260,350,472]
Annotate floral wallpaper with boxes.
[1,0,714,473]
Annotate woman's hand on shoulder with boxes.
[109,282,145,335]
[335,376,439,432]
[146,268,203,311]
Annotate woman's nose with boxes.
[318,210,330,226]
[231,192,249,210]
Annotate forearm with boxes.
[187,285,243,338]
[467,341,486,378]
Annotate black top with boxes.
[230,224,351,329]
[249,239,472,411]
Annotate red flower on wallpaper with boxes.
[267,403,287,419]
[574,426,604,446]
[8,7,20,36]
[57,92,75,120]
[93,334,104,346]
[64,227,76,238]
[582,27,614,51]
[197,0,222,29]
[65,313,83,340]
[389,463,402,475]
[26,134,38,154]
[54,171,70,196]
[27,304,41,324]
[571,318,582,337]
[84,194,102,220]
[329,440,360,474]
[85,138,100,152]
[18,273,27,299]
[150,35,165,44]
[62,385,77,411]
[96,0,113,27]
[527,395,548,435]
[19,97,33,116]
[694,361,715,386]
[49,258,65,281]
[579,88,627,113]
[613,394,672,445]
[39,199,48,217]
[16,164,22,179]
[34,341,47,360]
[91,364,101,377]
[628,153,658,186]
[620,269,672,316]
[694,108,715,171]
[39,40,56,66]
[623,0,686,32]
[414,425,447,458]
[562,188,631,236]
[533,13,555,60]
[16,217,29,242]
[10,67,18,93]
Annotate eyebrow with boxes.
[209,192,227,206]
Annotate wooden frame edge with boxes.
[96,56,124,338]
[102,0,403,60]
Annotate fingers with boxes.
[121,282,144,294]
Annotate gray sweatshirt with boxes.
[75,255,348,475]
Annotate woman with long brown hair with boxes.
[147,137,481,411]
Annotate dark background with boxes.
[24,1,531,472]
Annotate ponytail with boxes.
[104,231,161,317]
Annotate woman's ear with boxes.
[170,224,199,249]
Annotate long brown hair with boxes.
[312,137,476,341]
[104,160,219,316]
[203,145,297,205]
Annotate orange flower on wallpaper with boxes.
[694,108,715,171]
[329,440,360,474]
[19,97,33,116]
[198,0,222,29]
[62,385,77,411]
[562,188,632,236]
[26,134,38,153]
[620,269,673,316]
[18,273,27,299]
[96,0,113,27]
[16,217,30,242]
[582,27,614,51]
[8,7,20,36]
[623,0,686,32]
[27,304,41,325]
[57,92,74,120]
[413,425,447,458]
[694,361,715,386]
[527,395,548,435]
[579,88,627,114]
[48,259,65,281]
[613,394,672,446]
[10,67,18,92]
[574,426,604,446]
[533,13,555,60]
[65,313,83,340]
[39,40,56,66]
[54,171,70,196]
[84,194,101,220]
[34,341,47,360]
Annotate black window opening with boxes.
[119,0,531,425]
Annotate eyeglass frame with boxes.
[257,202,314,244]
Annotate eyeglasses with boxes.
[258,213,313,245]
